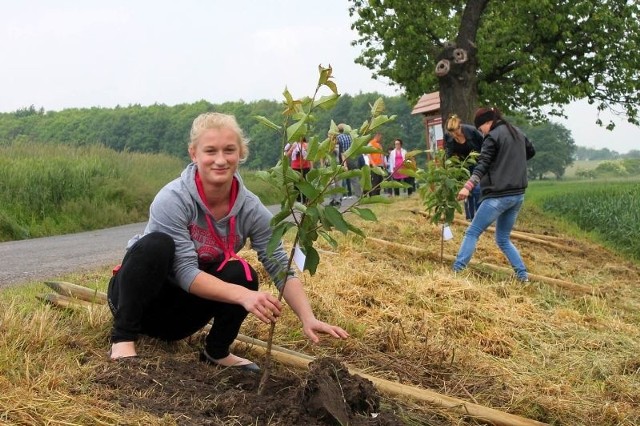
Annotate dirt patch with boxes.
[93,354,410,425]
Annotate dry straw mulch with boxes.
[2,196,638,425]
[242,197,640,425]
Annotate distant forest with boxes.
[2,96,637,173]
[0,94,426,170]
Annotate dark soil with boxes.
[93,353,415,425]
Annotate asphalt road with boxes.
[0,201,357,290]
[0,222,145,289]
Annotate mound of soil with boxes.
[94,355,407,425]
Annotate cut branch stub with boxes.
[435,59,451,77]
[453,48,468,64]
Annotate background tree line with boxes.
[574,146,640,161]
[0,95,425,171]
[1,95,593,179]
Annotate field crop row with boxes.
[540,181,640,260]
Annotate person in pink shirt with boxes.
[389,138,414,196]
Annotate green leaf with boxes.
[324,79,338,94]
[405,149,424,159]
[306,136,319,161]
[358,195,392,204]
[312,93,340,110]
[318,65,331,84]
[370,166,386,176]
[345,220,365,238]
[303,245,320,275]
[253,115,281,131]
[359,119,370,135]
[370,97,385,117]
[398,167,419,178]
[323,205,350,233]
[380,181,407,189]
[369,114,396,131]
[266,221,294,257]
[336,169,362,180]
[297,180,320,201]
[319,230,338,248]
[358,145,383,154]
[286,119,308,142]
[353,207,377,221]
[360,165,372,191]
[270,208,292,227]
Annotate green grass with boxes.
[0,142,286,242]
[0,142,186,241]
[527,179,640,260]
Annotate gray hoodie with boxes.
[127,162,293,292]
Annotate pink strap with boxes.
[195,172,253,282]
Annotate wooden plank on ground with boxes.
[45,281,107,304]
[367,237,598,295]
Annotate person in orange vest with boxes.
[366,133,386,196]
[285,137,313,203]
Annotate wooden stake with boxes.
[45,281,108,304]
[37,293,99,309]
[366,237,598,295]
[407,209,582,253]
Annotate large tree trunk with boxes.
[435,0,489,125]
[436,43,478,124]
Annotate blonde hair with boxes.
[189,112,249,163]
[446,114,462,133]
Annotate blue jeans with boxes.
[453,194,528,280]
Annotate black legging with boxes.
[107,232,259,359]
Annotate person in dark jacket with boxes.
[444,114,484,219]
[452,107,536,282]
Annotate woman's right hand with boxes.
[457,187,470,201]
[241,290,282,324]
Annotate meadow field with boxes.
[526,179,640,261]
[0,143,282,242]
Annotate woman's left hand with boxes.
[302,318,350,343]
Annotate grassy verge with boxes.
[0,143,186,241]
[0,142,280,241]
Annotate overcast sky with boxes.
[2,0,638,153]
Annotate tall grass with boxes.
[0,141,283,242]
[0,142,185,241]
[527,179,640,260]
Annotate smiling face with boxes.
[189,127,240,188]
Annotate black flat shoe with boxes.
[199,349,260,373]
